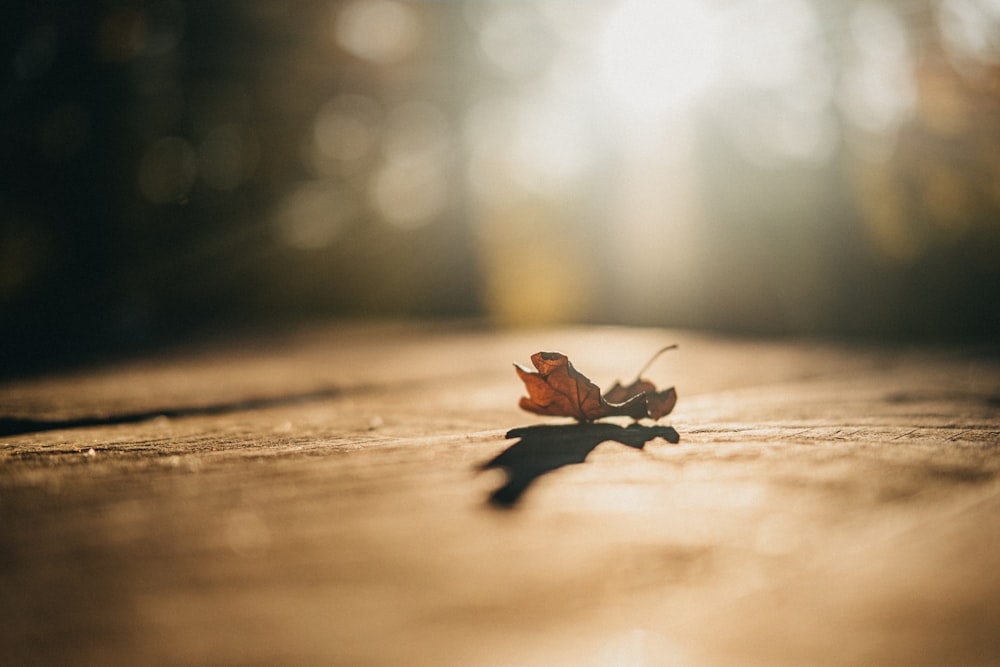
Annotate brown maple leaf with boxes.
[514,346,677,422]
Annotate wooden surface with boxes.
[2,322,999,666]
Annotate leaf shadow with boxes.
[481,423,679,509]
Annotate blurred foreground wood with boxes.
[2,322,999,666]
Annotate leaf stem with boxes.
[633,344,677,381]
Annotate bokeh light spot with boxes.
[198,125,252,191]
[857,166,925,264]
[599,0,720,116]
[938,0,1000,68]
[334,0,421,64]
[730,102,838,167]
[142,0,185,57]
[720,0,820,90]
[709,0,839,167]
[370,159,448,230]
[369,101,453,230]
[382,100,450,165]
[97,7,147,62]
[476,5,553,79]
[839,2,915,138]
[463,95,592,200]
[275,182,356,250]
[311,94,382,176]
[138,136,197,204]
[923,166,972,233]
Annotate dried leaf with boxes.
[515,348,677,422]
[605,380,678,420]
[602,378,656,404]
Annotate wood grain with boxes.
[2,323,998,665]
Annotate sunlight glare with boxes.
[599,0,720,116]
[938,0,1000,67]
[721,0,820,90]
[840,2,915,137]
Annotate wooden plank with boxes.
[2,323,998,665]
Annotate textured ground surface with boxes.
[2,322,999,666]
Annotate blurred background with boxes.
[2,0,999,375]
